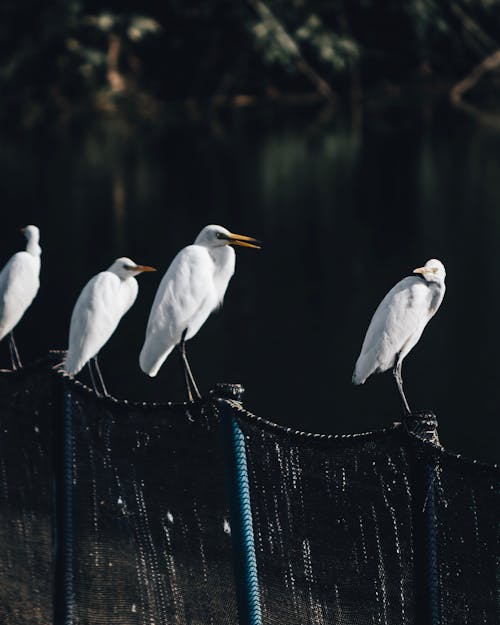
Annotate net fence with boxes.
[0,358,498,625]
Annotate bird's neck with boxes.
[109,271,132,282]
[209,245,235,267]
[26,238,41,257]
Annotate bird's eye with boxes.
[216,232,222,239]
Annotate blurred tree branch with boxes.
[451,49,500,104]
[246,0,336,105]
[450,4,497,54]
[3,0,500,127]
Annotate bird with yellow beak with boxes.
[353,258,446,413]
[64,257,157,396]
[139,225,261,400]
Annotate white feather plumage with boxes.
[353,259,446,387]
[64,257,153,375]
[139,228,236,377]
[0,225,41,343]
[139,224,260,379]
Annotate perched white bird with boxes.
[0,225,41,369]
[139,225,261,398]
[64,257,156,394]
[352,259,446,413]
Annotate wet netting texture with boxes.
[0,359,498,625]
[69,384,238,625]
[0,365,54,625]
[238,406,499,625]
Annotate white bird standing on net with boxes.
[139,225,261,400]
[352,259,446,414]
[64,257,156,396]
[0,225,41,369]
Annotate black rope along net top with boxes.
[0,358,497,624]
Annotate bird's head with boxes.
[413,258,446,284]
[21,225,40,242]
[194,225,261,250]
[109,257,157,280]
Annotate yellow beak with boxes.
[413,267,427,275]
[135,265,157,273]
[227,232,262,250]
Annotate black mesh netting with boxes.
[235,404,499,625]
[0,364,54,625]
[69,381,238,625]
[240,418,416,624]
[415,443,499,625]
[0,359,498,625]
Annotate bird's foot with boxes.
[402,410,440,445]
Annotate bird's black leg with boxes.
[177,344,194,403]
[87,360,100,396]
[8,337,17,371]
[8,332,22,370]
[182,343,201,401]
[393,359,411,415]
[177,329,201,402]
[92,356,109,397]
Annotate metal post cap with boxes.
[404,410,440,445]
[210,383,245,401]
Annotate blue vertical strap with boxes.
[425,461,440,625]
[405,411,440,625]
[62,386,74,625]
[220,401,262,625]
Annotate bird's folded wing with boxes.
[66,272,123,371]
[145,246,212,346]
[139,246,213,376]
[357,277,431,375]
[0,253,38,328]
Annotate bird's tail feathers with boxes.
[352,352,378,386]
[63,348,91,376]
[62,358,82,376]
[139,343,174,377]
[352,369,367,385]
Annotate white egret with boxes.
[139,225,261,400]
[64,257,156,395]
[352,259,446,413]
[0,225,41,369]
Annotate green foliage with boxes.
[1,0,500,126]
[296,15,360,70]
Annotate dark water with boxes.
[0,105,499,463]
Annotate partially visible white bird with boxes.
[352,259,446,413]
[0,225,41,369]
[64,257,156,395]
[139,225,261,399]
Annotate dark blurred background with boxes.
[0,0,499,462]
